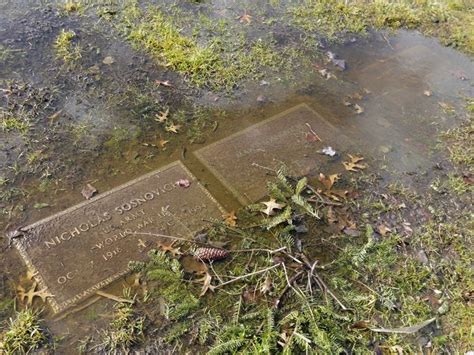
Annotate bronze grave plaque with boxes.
[195,104,352,204]
[13,161,225,313]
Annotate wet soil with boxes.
[0,1,472,353]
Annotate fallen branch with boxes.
[275,269,305,309]
[370,317,436,334]
[214,263,281,289]
[96,290,133,304]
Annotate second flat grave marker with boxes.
[195,103,352,204]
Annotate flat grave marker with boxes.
[13,161,225,313]
[195,103,352,204]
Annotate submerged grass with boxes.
[290,0,474,54]
[111,3,300,91]
[54,29,81,63]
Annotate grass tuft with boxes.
[0,309,45,354]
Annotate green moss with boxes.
[0,309,46,354]
[54,29,81,62]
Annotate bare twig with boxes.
[275,269,305,309]
[305,122,322,141]
[251,162,276,174]
[214,264,280,289]
[96,290,133,304]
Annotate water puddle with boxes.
[0,0,472,351]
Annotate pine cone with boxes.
[194,247,229,262]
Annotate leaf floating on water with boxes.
[318,68,336,80]
[238,11,252,24]
[223,210,237,227]
[354,104,364,114]
[155,108,169,123]
[343,154,367,172]
[81,183,97,200]
[17,281,53,305]
[261,198,286,216]
[318,173,339,191]
[176,179,191,188]
[165,123,181,134]
[256,95,267,103]
[370,317,436,334]
[159,139,169,148]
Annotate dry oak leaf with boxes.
[165,123,181,134]
[158,241,183,257]
[155,108,169,123]
[343,154,367,172]
[102,56,115,65]
[261,198,286,216]
[17,281,53,305]
[81,183,97,200]
[377,224,392,236]
[223,210,237,227]
[159,139,169,148]
[260,275,273,294]
[319,173,340,191]
[197,272,215,297]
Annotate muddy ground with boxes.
[0,1,473,354]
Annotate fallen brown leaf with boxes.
[81,183,97,200]
[223,210,237,227]
[261,198,285,216]
[165,123,181,134]
[155,108,169,123]
[17,281,53,305]
[159,241,183,257]
[198,272,215,297]
[102,56,115,65]
[238,11,252,24]
[159,139,169,148]
[343,154,367,172]
[354,104,364,114]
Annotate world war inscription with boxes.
[13,161,225,313]
[195,103,352,204]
